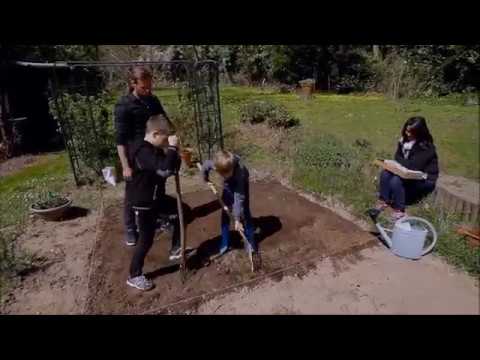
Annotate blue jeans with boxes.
[379,170,436,212]
[221,187,256,253]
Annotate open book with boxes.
[374,159,427,180]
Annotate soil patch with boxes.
[0,154,44,177]
[85,181,376,314]
[1,208,98,314]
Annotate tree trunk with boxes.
[373,45,381,60]
[192,46,200,62]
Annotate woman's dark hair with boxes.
[127,66,152,93]
[401,116,434,144]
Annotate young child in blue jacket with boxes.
[201,150,257,256]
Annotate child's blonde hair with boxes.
[214,150,235,175]
[146,114,175,135]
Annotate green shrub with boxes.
[240,100,300,128]
[167,86,198,148]
[0,230,36,301]
[49,93,117,182]
[293,133,376,213]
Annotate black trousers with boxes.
[129,194,181,278]
[379,170,436,212]
[124,181,136,231]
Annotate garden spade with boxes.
[174,171,187,282]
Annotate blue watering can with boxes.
[376,216,437,260]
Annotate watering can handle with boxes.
[397,216,438,255]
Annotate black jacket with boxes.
[394,140,439,182]
[127,140,180,209]
[114,93,167,146]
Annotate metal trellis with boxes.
[40,60,224,186]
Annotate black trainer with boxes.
[366,208,382,223]
[125,229,138,246]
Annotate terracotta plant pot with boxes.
[180,148,194,168]
[30,198,72,221]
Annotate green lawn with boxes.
[145,86,478,181]
[0,153,72,229]
[216,86,479,180]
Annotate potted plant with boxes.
[180,146,194,168]
[30,191,72,221]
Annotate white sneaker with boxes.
[126,275,153,291]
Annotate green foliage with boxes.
[372,45,480,98]
[292,133,376,213]
[49,93,117,181]
[5,45,98,62]
[0,154,70,229]
[7,44,479,97]
[0,230,36,300]
[162,45,478,97]
[397,45,479,94]
[168,85,198,148]
[408,198,480,276]
[240,100,300,128]
[31,191,69,210]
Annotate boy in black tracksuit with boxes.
[126,115,181,291]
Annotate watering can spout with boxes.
[376,223,393,248]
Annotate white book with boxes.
[380,160,427,180]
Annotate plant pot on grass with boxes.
[30,194,72,221]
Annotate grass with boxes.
[0,152,73,303]
[292,132,378,215]
[0,153,71,229]
[109,86,479,181]
[409,199,479,276]
[218,86,479,180]
[217,86,479,276]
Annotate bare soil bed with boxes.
[85,181,376,314]
[1,206,97,314]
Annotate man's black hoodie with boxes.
[114,93,167,146]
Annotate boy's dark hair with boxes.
[128,66,153,93]
[401,116,434,144]
[146,114,175,135]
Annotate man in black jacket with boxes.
[114,66,168,246]
[126,114,180,291]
